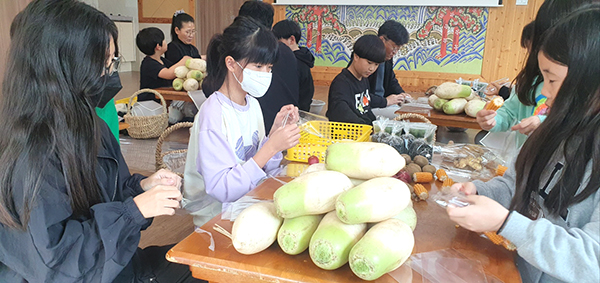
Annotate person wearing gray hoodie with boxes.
[446,5,600,282]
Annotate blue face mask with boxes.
[92,71,122,108]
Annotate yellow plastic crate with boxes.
[285,121,372,163]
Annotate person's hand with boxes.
[386,94,405,106]
[266,123,301,152]
[511,116,541,135]
[400,93,413,101]
[133,185,182,218]
[270,104,299,136]
[446,195,509,233]
[476,109,497,131]
[140,169,182,191]
[448,182,478,196]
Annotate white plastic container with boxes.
[309,99,326,115]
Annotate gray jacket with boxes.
[473,157,600,283]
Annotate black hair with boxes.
[171,12,195,44]
[515,0,593,106]
[238,0,274,28]
[272,19,301,42]
[202,16,279,96]
[378,20,409,46]
[513,3,600,218]
[136,27,164,56]
[0,0,117,229]
[520,21,535,49]
[352,34,386,64]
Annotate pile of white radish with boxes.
[226,142,417,281]
[430,82,486,117]
[173,58,207,92]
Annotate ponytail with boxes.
[171,11,195,43]
[202,34,225,96]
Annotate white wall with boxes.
[82,0,139,72]
[136,23,172,71]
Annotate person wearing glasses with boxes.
[0,1,203,282]
[165,11,201,63]
[94,55,123,140]
[136,27,191,101]
[349,20,412,110]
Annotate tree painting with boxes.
[288,5,344,52]
[416,7,484,58]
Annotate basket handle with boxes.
[394,113,432,124]
[394,113,436,142]
[155,122,194,171]
[126,88,168,116]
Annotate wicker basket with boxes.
[155,122,194,177]
[123,89,169,139]
[394,113,437,142]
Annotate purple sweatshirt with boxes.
[189,91,282,204]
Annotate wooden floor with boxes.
[115,71,479,248]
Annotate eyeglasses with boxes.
[184,30,196,37]
[384,36,401,53]
[105,55,122,76]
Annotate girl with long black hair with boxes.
[183,16,300,227]
[0,1,200,282]
[447,4,600,282]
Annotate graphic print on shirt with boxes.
[354,90,371,114]
[235,131,260,161]
[533,95,548,116]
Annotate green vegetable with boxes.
[443,98,468,115]
[172,78,184,91]
[277,214,323,255]
[186,70,204,81]
[185,58,207,72]
[325,142,406,180]
[428,94,439,108]
[349,219,414,280]
[232,202,283,255]
[465,99,486,117]
[434,82,472,99]
[336,177,411,224]
[433,98,448,111]
[391,205,417,231]
[273,170,353,218]
[174,65,189,79]
[309,211,367,270]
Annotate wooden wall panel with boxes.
[0,0,32,90]
[273,0,544,91]
[139,0,195,23]
[196,0,247,54]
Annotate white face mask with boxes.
[232,61,272,98]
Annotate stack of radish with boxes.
[230,142,416,281]
[172,58,207,92]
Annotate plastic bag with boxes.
[434,143,503,181]
[297,110,328,138]
[403,122,437,144]
[162,151,187,175]
[409,249,491,283]
[221,196,268,221]
[479,131,519,165]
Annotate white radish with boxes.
[231,202,282,255]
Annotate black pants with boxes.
[115,245,207,283]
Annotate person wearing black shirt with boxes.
[273,19,315,112]
[327,35,389,125]
[165,11,201,63]
[349,20,411,104]
[136,27,189,101]
[237,1,300,133]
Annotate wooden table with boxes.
[167,178,520,283]
[396,92,482,129]
[154,87,193,103]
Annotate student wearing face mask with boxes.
[94,69,123,141]
[183,17,301,227]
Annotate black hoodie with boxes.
[294,46,315,112]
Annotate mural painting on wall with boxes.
[285,5,488,74]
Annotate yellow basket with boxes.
[285,121,372,163]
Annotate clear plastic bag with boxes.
[409,249,492,283]
[162,151,187,175]
[297,110,328,138]
[434,143,503,181]
[221,196,269,221]
[403,122,437,144]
